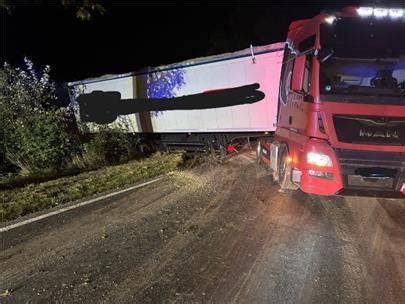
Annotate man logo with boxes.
[359,129,399,139]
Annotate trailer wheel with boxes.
[278,147,297,190]
[256,140,262,164]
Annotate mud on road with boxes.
[1,152,404,303]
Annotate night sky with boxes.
[1,0,402,83]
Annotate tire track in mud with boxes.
[311,198,369,303]
[1,152,404,304]
[334,196,405,304]
[363,198,405,304]
[227,190,320,304]
[107,161,264,302]
[0,180,180,296]
[0,171,214,302]
[0,164,237,303]
[291,195,405,304]
[126,160,285,303]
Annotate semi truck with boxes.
[68,5,405,197]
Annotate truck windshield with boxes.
[319,18,405,104]
[320,56,405,97]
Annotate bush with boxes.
[0,58,148,178]
[70,129,143,170]
[4,111,74,175]
[88,130,137,163]
[0,59,78,175]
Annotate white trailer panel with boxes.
[69,43,284,134]
[150,49,283,132]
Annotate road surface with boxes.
[1,152,404,303]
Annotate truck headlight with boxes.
[307,152,332,167]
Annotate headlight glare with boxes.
[307,152,333,167]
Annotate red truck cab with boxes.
[258,6,405,197]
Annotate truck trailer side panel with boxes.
[72,76,141,133]
[148,49,283,133]
[69,43,284,134]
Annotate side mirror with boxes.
[317,48,334,63]
[291,55,306,92]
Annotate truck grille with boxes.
[333,115,405,146]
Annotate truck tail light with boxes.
[401,183,405,195]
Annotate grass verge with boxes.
[0,153,183,222]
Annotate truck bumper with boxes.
[334,149,405,197]
[300,169,343,196]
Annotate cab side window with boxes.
[279,43,295,105]
[298,35,315,94]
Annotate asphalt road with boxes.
[1,152,404,303]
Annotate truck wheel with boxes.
[278,147,297,190]
[256,140,262,164]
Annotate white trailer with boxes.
[68,42,284,150]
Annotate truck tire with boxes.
[278,146,298,190]
[256,140,262,164]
